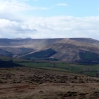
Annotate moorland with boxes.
[0,38,99,99]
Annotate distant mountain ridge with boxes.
[0,38,99,64]
[0,38,62,48]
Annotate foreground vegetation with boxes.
[0,56,99,99]
[0,67,99,99]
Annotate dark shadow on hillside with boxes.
[23,48,57,60]
[0,60,22,68]
[77,50,99,65]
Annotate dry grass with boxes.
[0,67,99,99]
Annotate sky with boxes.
[0,0,99,39]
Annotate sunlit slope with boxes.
[22,38,99,63]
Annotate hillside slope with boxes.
[22,38,99,63]
[0,38,62,57]
[48,38,99,63]
[1,38,99,63]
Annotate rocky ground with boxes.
[0,67,99,99]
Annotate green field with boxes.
[18,60,99,77]
[0,55,99,77]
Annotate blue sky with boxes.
[27,0,99,17]
[19,0,99,17]
[0,0,99,39]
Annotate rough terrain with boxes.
[0,67,99,99]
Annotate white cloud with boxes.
[0,0,31,12]
[0,0,48,13]
[0,18,37,38]
[24,16,99,39]
[0,14,99,39]
[0,0,99,39]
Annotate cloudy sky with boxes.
[0,0,99,39]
